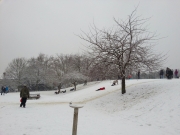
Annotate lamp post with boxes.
[69,103,84,135]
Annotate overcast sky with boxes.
[0,0,180,78]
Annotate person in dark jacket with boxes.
[137,70,140,79]
[166,67,168,78]
[1,86,4,95]
[20,85,30,108]
[1,86,6,95]
[166,67,173,79]
[169,69,173,79]
[159,69,164,79]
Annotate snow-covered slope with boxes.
[0,79,180,135]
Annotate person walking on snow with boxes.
[20,85,30,108]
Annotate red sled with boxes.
[96,87,105,91]
[20,98,22,102]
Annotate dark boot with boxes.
[22,98,27,108]
[23,103,26,108]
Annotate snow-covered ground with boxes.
[1,79,180,135]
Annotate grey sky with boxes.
[0,0,180,78]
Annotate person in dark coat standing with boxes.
[166,67,173,79]
[159,69,164,79]
[166,67,169,78]
[1,86,6,95]
[169,69,173,79]
[20,85,30,108]
[1,86,4,95]
[137,70,140,79]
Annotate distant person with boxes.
[175,69,178,78]
[61,90,66,93]
[166,67,169,78]
[169,69,173,79]
[166,67,173,79]
[83,80,87,86]
[5,86,8,93]
[128,74,132,79]
[20,84,30,108]
[55,89,66,94]
[159,69,164,79]
[3,86,6,94]
[1,86,3,95]
[1,86,5,95]
[137,70,140,79]
[166,67,170,79]
[111,80,118,86]
[111,81,116,86]
[55,89,60,94]
[57,83,62,93]
[70,88,75,91]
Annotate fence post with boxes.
[70,103,84,135]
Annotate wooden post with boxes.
[72,108,78,135]
[70,104,83,135]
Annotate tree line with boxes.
[2,9,165,94]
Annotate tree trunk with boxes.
[121,77,126,94]
[73,82,77,90]
[36,80,40,91]
[74,84,76,90]
[121,70,126,94]
[36,84,39,91]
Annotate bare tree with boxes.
[80,54,95,78]
[62,71,88,90]
[71,54,83,72]
[26,53,52,90]
[50,54,74,88]
[5,58,27,87]
[71,54,95,77]
[79,9,164,94]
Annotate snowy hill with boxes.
[0,79,180,135]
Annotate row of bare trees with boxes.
[4,54,94,90]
